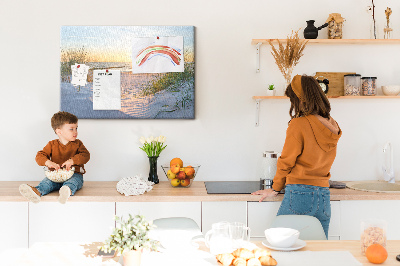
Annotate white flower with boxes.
[159,135,166,143]
[146,137,151,143]
[139,137,146,144]
[149,136,154,142]
[154,136,160,142]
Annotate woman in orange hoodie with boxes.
[252,75,342,238]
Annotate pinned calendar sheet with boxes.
[93,70,121,110]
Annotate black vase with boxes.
[303,20,328,39]
[148,156,159,184]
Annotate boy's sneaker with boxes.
[19,184,41,203]
[58,186,71,204]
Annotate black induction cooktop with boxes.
[204,181,264,194]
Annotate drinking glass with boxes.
[229,222,251,249]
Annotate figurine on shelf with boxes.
[326,13,345,39]
[384,7,393,39]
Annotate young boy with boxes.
[19,111,90,204]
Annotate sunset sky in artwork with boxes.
[61,26,194,63]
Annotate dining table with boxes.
[2,240,400,265]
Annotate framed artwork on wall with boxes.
[60,26,195,119]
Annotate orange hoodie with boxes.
[272,115,342,191]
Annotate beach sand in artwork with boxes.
[60,71,194,119]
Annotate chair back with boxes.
[269,215,327,240]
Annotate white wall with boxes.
[1,0,400,183]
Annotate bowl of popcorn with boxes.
[44,167,75,183]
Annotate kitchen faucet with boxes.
[383,142,395,183]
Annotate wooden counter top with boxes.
[2,181,400,202]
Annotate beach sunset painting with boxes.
[60,26,195,119]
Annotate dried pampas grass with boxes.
[269,30,308,85]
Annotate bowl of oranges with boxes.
[161,158,200,188]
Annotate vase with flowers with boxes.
[139,135,167,184]
[269,30,308,89]
[101,214,159,266]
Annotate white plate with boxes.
[262,239,306,251]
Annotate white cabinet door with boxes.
[202,201,247,233]
[116,202,201,230]
[29,202,115,246]
[328,201,340,240]
[248,201,340,240]
[340,200,400,240]
[247,202,281,239]
[0,202,28,252]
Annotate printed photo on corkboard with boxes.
[60,26,195,119]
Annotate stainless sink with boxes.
[346,181,400,193]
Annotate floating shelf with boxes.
[253,95,400,126]
[252,38,400,72]
[251,39,400,45]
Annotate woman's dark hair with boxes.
[285,75,331,121]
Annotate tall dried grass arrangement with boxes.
[269,30,308,85]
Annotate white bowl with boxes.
[382,85,400,96]
[264,227,300,248]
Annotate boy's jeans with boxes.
[36,173,84,196]
[276,184,331,239]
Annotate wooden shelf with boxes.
[253,95,400,99]
[251,39,400,45]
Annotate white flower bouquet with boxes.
[139,135,167,157]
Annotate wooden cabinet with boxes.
[116,202,202,230]
[0,202,28,252]
[202,201,247,233]
[29,202,115,246]
[340,200,400,240]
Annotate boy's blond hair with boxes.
[51,111,78,132]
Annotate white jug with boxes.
[205,222,233,255]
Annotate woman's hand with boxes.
[251,188,279,202]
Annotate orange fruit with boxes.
[170,158,183,168]
[365,244,388,264]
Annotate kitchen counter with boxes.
[2,181,400,202]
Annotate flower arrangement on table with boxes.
[139,135,167,184]
[101,214,159,265]
[139,135,167,157]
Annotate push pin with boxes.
[77,65,80,68]
[157,36,159,39]
[106,69,108,73]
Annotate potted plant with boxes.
[101,214,159,266]
[267,84,276,96]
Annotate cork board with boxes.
[315,72,356,96]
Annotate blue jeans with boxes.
[277,184,331,238]
[36,173,84,196]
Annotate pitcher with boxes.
[205,222,233,255]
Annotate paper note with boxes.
[71,64,89,87]
[93,70,121,110]
[132,36,184,74]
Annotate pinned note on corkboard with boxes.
[315,72,356,96]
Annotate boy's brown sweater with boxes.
[36,139,90,174]
[272,115,342,192]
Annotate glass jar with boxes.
[362,77,377,96]
[360,219,387,254]
[344,74,361,96]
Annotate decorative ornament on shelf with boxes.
[266,84,276,96]
[367,0,378,39]
[384,7,393,39]
[101,214,159,266]
[269,30,308,89]
[139,135,167,184]
[303,20,328,39]
[326,13,345,39]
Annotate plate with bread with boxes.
[216,247,277,266]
